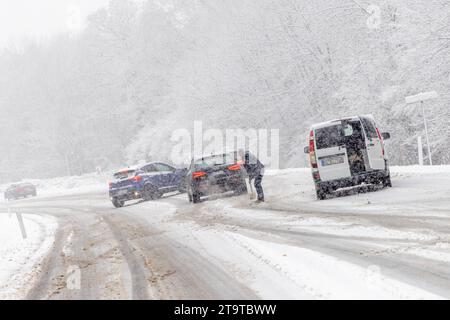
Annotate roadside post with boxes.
[405,91,438,166]
[418,137,424,166]
[5,199,27,239]
[16,210,27,239]
[6,199,12,218]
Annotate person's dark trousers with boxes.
[253,172,264,201]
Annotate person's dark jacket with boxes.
[242,152,264,179]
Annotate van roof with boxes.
[311,115,375,130]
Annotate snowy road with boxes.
[1,166,450,299]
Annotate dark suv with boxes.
[109,162,188,208]
[4,183,37,201]
[187,152,248,203]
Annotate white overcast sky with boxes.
[0,0,111,49]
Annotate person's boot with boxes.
[255,198,265,204]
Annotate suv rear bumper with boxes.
[109,187,143,201]
[192,175,246,197]
[316,170,389,191]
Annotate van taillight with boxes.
[313,171,321,181]
[109,182,113,188]
[309,130,318,168]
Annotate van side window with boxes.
[361,118,378,139]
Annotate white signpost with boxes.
[405,91,438,166]
[418,136,424,166]
[5,200,27,239]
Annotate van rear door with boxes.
[360,117,385,170]
[314,124,351,181]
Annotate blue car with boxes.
[109,162,188,208]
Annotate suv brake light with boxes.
[228,164,241,171]
[192,171,206,179]
[133,176,143,182]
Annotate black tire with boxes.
[143,184,162,201]
[192,192,201,204]
[316,186,328,200]
[383,175,392,188]
[112,198,124,208]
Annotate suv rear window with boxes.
[194,153,237,169]
[113,170,135,180]
[315,125,343,149]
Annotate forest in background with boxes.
[1,0,450,182]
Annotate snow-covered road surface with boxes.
[1,166,449,299]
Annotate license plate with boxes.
[117,189,128,196]
[321,156,344,166]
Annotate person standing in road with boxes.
[238,149,265,203]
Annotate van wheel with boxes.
[316,187,328,200]
[383,175,392,188]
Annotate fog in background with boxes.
[1,0,449,183]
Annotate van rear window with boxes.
[315,125,343,149]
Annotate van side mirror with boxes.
[381,132,391,140]
[304,146,310,154]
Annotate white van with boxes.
[304,115,392,200]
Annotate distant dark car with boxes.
[4,183,37,200]
[109,162,188,208]
[187,152,248,204]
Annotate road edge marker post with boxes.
[16,210,27,239]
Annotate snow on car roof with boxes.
[114,166,139,173]
[193,151,237,161]
[114,162,163,173]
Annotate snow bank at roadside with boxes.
[0,213,57,299]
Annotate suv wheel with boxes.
[112,198,124,208]
[192,194,201,204]
[143,185,162,201]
